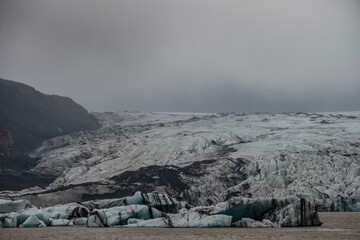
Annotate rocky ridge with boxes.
[0,78,100,155]
[0,79,101,190]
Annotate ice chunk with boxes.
[166,209,189,227]
[0,199,32,213]
[213,197,278,222]
[232,218,277,228]
[82,191,181,213]
[0,212,17,228]
[167,207,233,228]
[214,196,321,227]
[87,214,103,227]
[20,215,46,228]
[50,219,74,226]
[125,213,228,228]
[44,203,89,219]
[125,217,169,228]
[87,205,162,227]
[74,217,88,225]
[189,214,232,228]
[16,208,50,226]
[125,191,143,205]
[127,218,144,224]
[142,192,181,213]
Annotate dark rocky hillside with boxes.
[0,78,101,190]
[0,78,100,155]
[0,127,15,159]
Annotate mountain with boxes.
[0,78,100,190]
[0,127,15,159]
[0,78,100,156]
[1,111,359,212]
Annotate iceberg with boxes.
[20,215,46,228]
[82,191,181,213]
[232,218,277,228]
[168,207,233,228]
[125,191,144,205]
[74,217,88,225]
[125,218,170,228]
[213,196,321,227]
[50,219,74,226]
[0,192,322,228]
[0,212,17,228]
[44,203,89,219]
[142,192,181,213]
[125,208,233,228]
[16,208,50,226]
[187,214,232,228]
[87,205,162,227]
[127,218,143,224]
[0,199,32,213]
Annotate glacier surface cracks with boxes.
[0,111,359,212]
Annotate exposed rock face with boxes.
[0,78,100,154]
[0,127,14,159]
[0,79,100,191]
[0,168,58,191]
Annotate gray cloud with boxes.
[1,0,359,112]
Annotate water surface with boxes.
[1,212,359,240]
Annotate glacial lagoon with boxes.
[0,213,359,240]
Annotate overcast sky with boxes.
[0,0,359,113]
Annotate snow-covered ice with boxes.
[0,111,359,212]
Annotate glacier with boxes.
[0,111,359,215]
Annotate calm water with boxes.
[1,212,359,240]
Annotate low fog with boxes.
[0,0,359,112]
